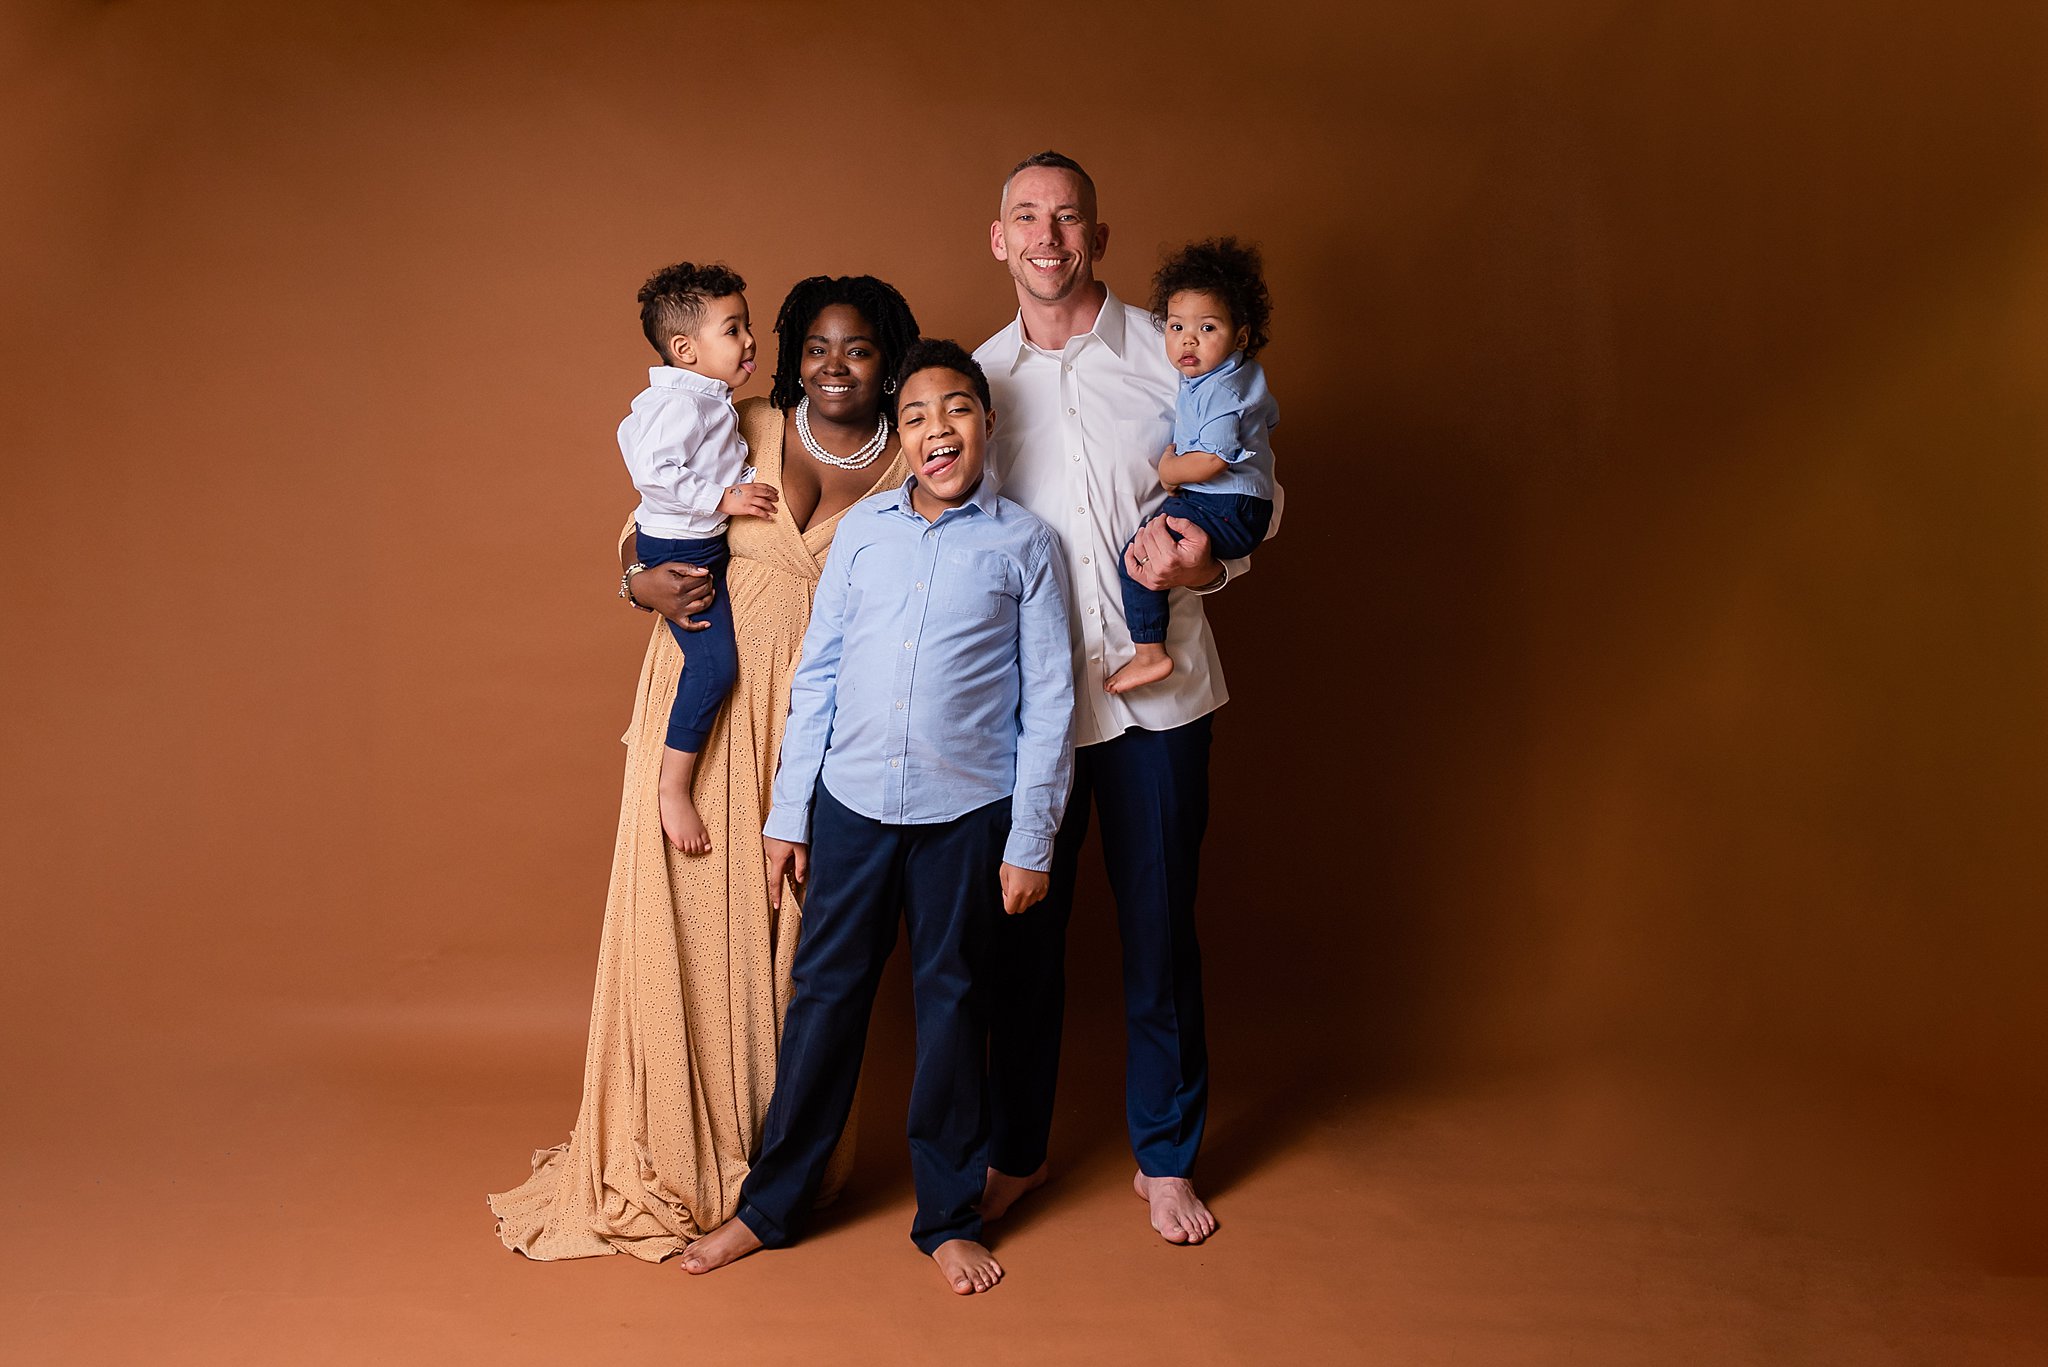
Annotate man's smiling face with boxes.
[991,165,1107,305]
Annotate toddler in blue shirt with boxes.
[1106,237,1279,695]
[619,261,779,853]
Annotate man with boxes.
[974,150,1273,1245]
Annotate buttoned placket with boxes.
[1049,336,1113,730]
[881,505,958,822]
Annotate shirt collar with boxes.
[997,284,1129,371]
[883,472,1004,522]
[1183,349,1245,391]
[648,365,731,399]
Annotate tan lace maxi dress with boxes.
[490,398,906,1260]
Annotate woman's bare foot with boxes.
[978,1162,1047,1220]
[930,1239,1003,1294]
[1105,643,1174,695]
[658,746,711,854]
[1133,1171,1217,1245]
[679,1217,761,1275]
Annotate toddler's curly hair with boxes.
[638,261,747,361]
[1148,237,1272,359]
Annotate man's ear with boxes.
[1091,221,1110,263]
[667,332,695,367]
[989,219,1008,262]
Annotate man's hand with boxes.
[763,837,809,911]
[628,562,716,629]
[999,862,1050,916]
[1124,515,1218,591]
[719,481,780,520]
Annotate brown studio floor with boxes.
[3,1000,2040,1367]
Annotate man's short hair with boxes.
[895,338,992,412]
[1000,150,1096,214]
[637,261,746,360]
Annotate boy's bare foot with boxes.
[930,1239,1003,1295]
[658,746,711,854]
[1133,1171,1217,1245]
[1105,643,1174,695]
[679,1217,761,1274]
[978,1162,1047,1220]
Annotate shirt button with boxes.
[1087,606,1097,615]
[890,758,900,768]
[915,581,925,591]
[1071,453,1080,461]
[903,641,912,650]
[1081,555,1091,565]
[895,701,906,710]
[1075,504,1086,514]
[1066,407,1076,416]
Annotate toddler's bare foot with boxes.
[1133,1171,1217,1245]
[658,746,712,855]
[659,786,712,854]
[680,1218,761,1274]
[930,1239,1003,1295]
[1105,643,1174,695]
[978,1162,1047,1220]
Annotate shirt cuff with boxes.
[1190,561,1232,596]
[1001,831,1054,872]
[762,804,811,846]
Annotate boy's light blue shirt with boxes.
[1171,352,1279,501]
[763,474,1076,872]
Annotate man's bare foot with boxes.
[978,1162,1047,1220]
[1105,643,1174,695]
[1133,1171,1217,1245]
[658,746,711,854]
[930,1239,1003,1295]
[680,1218,761,1274]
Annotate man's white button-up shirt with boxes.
[978,288,1260,748]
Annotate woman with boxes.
[490,276,921,1260]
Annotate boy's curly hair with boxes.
[637,261,747,362]
[767,275,922,413]
[1148,237,1272,359]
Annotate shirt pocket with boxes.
[934,547,1015,620]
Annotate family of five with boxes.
[489,151,1282,1295]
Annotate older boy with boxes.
[682,340,1074,1295]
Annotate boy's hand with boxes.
[719,481,780,519]
[763,837,808,911]
[999,862,1049,916]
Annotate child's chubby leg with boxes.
[658,745,711,854]
[1107,511,1181,695]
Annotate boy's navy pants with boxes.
[635,529,736,752]
[736,782,1008,1254]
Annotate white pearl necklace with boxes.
[795,396,890,470]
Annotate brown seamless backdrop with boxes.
[1,1,2043,1361]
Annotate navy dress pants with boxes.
[736,783,1008,1255]
[986,714,1213,1179]
[635,529,737,753]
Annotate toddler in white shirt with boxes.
[619,261,778,853]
